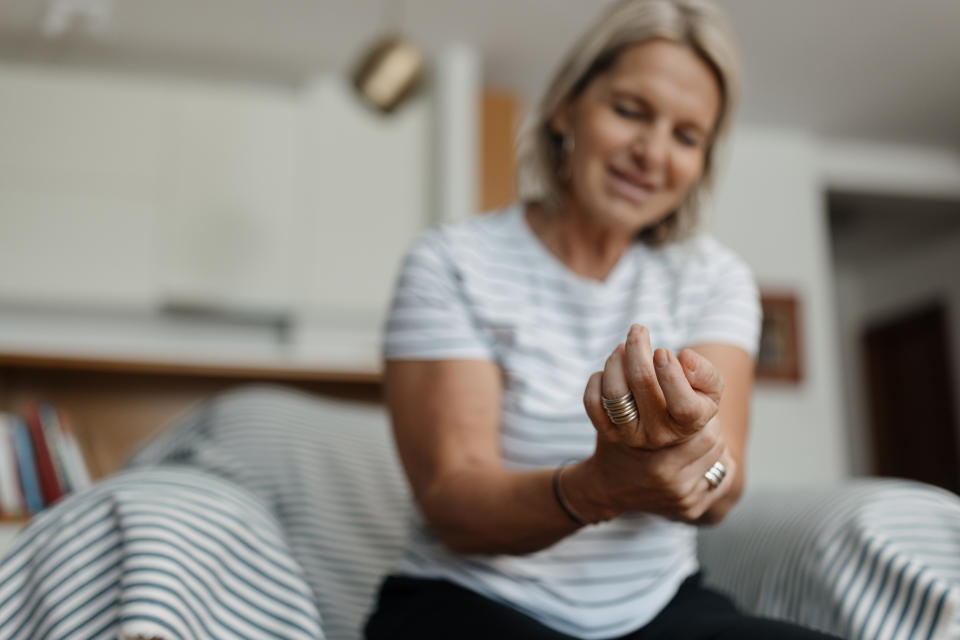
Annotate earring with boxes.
[561,133,575,181]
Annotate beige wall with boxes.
[707,128,848,489]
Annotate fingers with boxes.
[588,326,723,451]
[714,449,736,497]
[654,348,712,435]
[587,345,639,442]
[672,428,732,521]
[600,343,631,404]
[677,349,724,404]
[691,448,737,517]
[584,370,618,441]
[673,415,721,461]
[687,431,726,489]
[623,325,665,408]
[587,412,735,522]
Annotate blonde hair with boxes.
[515,0,741,245]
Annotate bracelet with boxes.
[552,462,587,527]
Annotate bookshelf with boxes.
[0,351,382,484]
[0,514,27,524]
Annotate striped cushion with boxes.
[8,385,960,640]
[0,466,324,640]
[699,479,960,639]
[127,385,412,640]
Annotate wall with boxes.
[704,132,960,490]
[0,66,862,488]
[819,140,960,200]
[707,128,849,488]
[291,75,433,370]
[4,57,958,489]
[0,56,478,371]
[834,229,960,478]
[825,140,960,478]
[0,64,168,309]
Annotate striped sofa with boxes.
[2,385,959,639]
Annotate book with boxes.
[48,407,91,492]
[24,405,63,506]
[0,415,25,517]
[36,404,70,493]
[10,417,43,514]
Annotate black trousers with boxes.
[365,573,841,640]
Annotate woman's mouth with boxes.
[606,166,659,204]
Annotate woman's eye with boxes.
[674,130,700,147]
[614,103,644,119]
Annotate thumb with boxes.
[677,349,723,404]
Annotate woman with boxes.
[366,1,837,638]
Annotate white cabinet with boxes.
[0,55,476,370]
[158,83,301,313]
[0,65,168,308]
[0,65,309,315]
[285,78,433,369]
[297,77,430,318]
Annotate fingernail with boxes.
[654,349,668,368]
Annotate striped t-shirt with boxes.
[383,204,761,639]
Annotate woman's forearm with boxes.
[417,447,741,554]
[417,464,601,555]
[387,359,609,555]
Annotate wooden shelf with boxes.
[0,349,384,480]
[0,351,381,385]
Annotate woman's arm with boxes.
[689,342,755,524]
[564,326,753,526]
[386,358,585,555]
[388,334,753,555]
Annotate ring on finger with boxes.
[704,460,727,490]
[602,391,638,425]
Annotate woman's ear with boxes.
[549,101,573,139]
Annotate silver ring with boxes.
[704,461,726,490]
[602,391,638,425]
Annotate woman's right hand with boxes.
[568,325,735,523]
[589,325,724,450]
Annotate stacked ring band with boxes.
[704,461,727,490]
[602,391,639,425]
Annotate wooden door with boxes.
[863,302,959,492]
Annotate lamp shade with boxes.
[352,35,424,113]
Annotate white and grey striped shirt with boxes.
[383,204,762,639]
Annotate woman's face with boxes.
[552,39,722,235]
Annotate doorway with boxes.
[828,190,960,492]
[863,303,958,492]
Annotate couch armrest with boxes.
[698,479,960,640]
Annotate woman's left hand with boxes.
[571,324,737,523]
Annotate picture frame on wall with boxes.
[757,292,802,382]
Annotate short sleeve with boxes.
[684,243,762,358]
[382,231,496,361]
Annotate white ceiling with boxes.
[2,0,959,147]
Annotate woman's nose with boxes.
[631,122,670,171]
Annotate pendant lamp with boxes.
[352,1,423,113]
